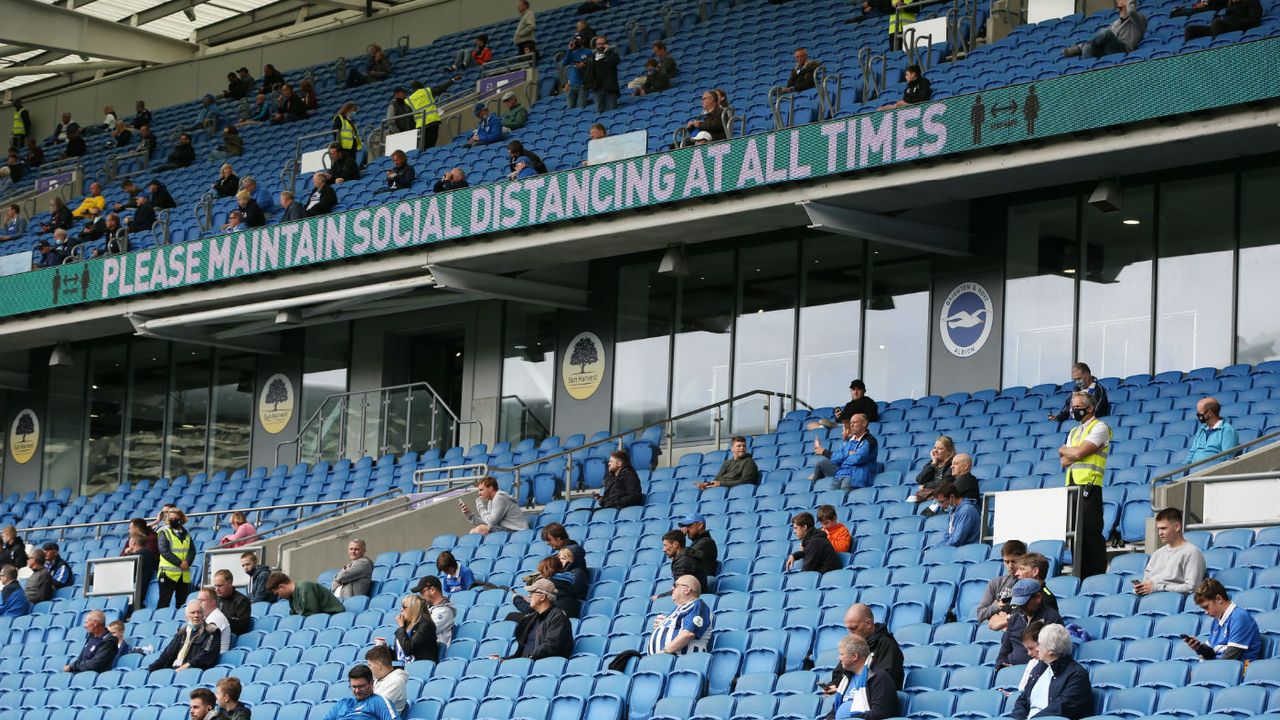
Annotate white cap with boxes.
[693,131,713,142]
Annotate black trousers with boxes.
[1077,484,1106,578]
[158,575,191,609]
[420,122,440,151]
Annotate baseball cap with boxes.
[501,91,516,102]
[677,513,705,527]
[42,542,59,551]
[473,102,487,115]
[1010,579,1042,606]
[411,576,442,594]
[525,578,557,601]
[850,379,867,390]
[693,131,712,142]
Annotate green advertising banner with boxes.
[13,37,1280,320]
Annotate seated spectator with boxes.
[880,64,932,108]
[503,578,574,660]
[827,634,900,720]
[809,379,880,430]
[0,204,27,242]
[40,197,73,233]
[1179,0,1262,37]
[348,49,393,87]
[433,167,469,193]
[562,35,592,108]
[111,179,142,212]
[1135,507,1205,595]
[682,90,726,145]
[260,64,285,93]
[241,552,273,604]
[132,100,152,129]
[413,575,456,647]
[997,579,1063,667]
[208,126,243,163]
[196,586,233,653]
[696,435,760,489]
[1015,552,1059,611]
[299,78,320,112]
[303,172,338,217]
[43,542,73,589]
[908,435,955,505]
[3,151,24,184]
[326,665,399,720]
[236,190,266,228]
[393,594,439,663]
[373,149,416,194]
[541,522,587,571]
[107,620,149,660]
[88,105,117,136]
[45,112,75,146]
[223,70,249,100]
[279,190,304,222]
[595,448,643,508]
[212,569,252,636]
[781,47,820,93]
[949,453,981,504]
[184,95,222,134]
[466,103,504,147]
[556,547,589,601]
[72,182,107,220]
[1062,0,1148,59]
[242,175,275,213]
[436,550,475,593]
[0,526,24,568]
[221,209,246,233]
[1010,624,1094,720]
[977,539,1027,626]
[817,504,852,553]
[78,212,123,247]
[1184,577,1262,661]
[460,475,528,534]
[811,415,879,489]
[636,58,672,96]
[65,610,118,673]
[238,94,272,127]
[62,126,87,159]
[507,139,548,180]
[24,137,44,168]
[0,565,29,617]
[366,644,409,713]
[1049,362,1110,421]
[574,18,597,45]
[188,688,216,720]
[647,575,712,655]
[213,677,250,720]
[154,133,196,173]
[147,179,177,210]
[937,482,980,546]
[652,530,703,600]
[1185,397,1239,464]
[332,539,373,599]
[450,34,493,71]
[678,513,718,584]
[826,603,905,692]
[515,555,582,618]
[270,85,309,125]
[267,571,345,615]
[35,239,64,268]
[495,93,527,137]
[212,163,240,198]
[106,121,132,149]
[786,511,842,573]
[1014,620,1047,690]
[218,511,256,548]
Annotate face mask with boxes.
[1071,408,1087,422]
[1195,412,1207,423]
[1073,379,1086,390]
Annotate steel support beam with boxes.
[194,0,316,44]
[0,0,198,64]
[799,201,972,257]
[426,265,591,311]
[0,59,137,78]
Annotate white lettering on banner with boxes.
[211,236,232,277]
[443,194,465,237]
[566,171,591,217]
[540,176,564,223]
[653,155,677,200]
[499,181,521,229]
[352,210,372,253]
[788,130,813,179]
[737,138,764,188]
[859,113,894,167]
[186,241,203,283]
[895,106,923,161]
[525,176,546,219]
[590,166,613,213]
[763,134,787,182]
[393,204,414,247]
[921,103,948,154]
[683,148,710,196]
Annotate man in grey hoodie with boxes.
[1063,0,1147,57]
[460,476,528,534]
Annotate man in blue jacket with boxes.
[811,414,879,490]
[64,610,118,673]
[0,565,30,616]
[937,483,980,546]
[324,664,400,719]
[465,103,503,147]
[1184,397,1239,466]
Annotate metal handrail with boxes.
[1169,469,1280,532]
[500,394,552,439]
[412,462,491,490]
[215,489,401,551]
[1151,428,1280,488]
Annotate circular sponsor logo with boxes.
[258,373,295,434]
[9,409,39,464]
[939,282,994,358]
[562,331,606,401]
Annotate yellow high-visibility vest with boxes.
[1064,417,1110,487]
[889,0,917,33]
[407,87,441,127]
[335,113,362,151]
[12,110,26,137]
[157,526,192,583]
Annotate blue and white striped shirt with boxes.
[647,598,712,655]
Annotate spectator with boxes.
[24,137,44,167]
[238,94,272,127]
[466,103,504,147]
[366,644,409,713]
[0,565,29,617]
[40,197,73,233]
[393,594,440,663]
[156,507,195,608]
[1015,619,1048,690]
[147,600,221,671]
[267,571,345,615]
[279,190,305,222]
[0,526,25,568]
[151,502,176,530]
[154,133,196,173]
[9,99,31,150]
[332,539,374,599]
[1010,624,1094,720]
[303,172,338,217]
[107,620,147,659]
[460,476,528,534]
[147,178,177,210]
[681,90,727,147]
[556,547,589,603]
[678,513,718,584]
[652,530,704,600]
[1063,0,1147,57]
[35,239,63,268]
[585,34,621,112]
[388,86,415,132]
[212,569,252,635]
[348,49,393,87]
[450,34,493,71]
[208,126,243,163]
[1184,577,1262,660]
[184,96,222,135]
[218,511,256,548]
[503,578,573,660]
[1132,507,1205,596]
[1014,552,1059,610]
[374,149,416,194]
[212,163,240,198]
[221,210,247,235]
[500,92,529,132]
[223,71,249,100]
[44,112,74,145]
[507,139,547,179]
[786,511,843,573]
[43,542,74,590]
[436,550,474,593]
[107,120,132,149]
[236,189,266,228]
[323,666,399,720]
[816,504,852,553]
[196,586,233,653]
[538,523,584,571]
[299,78,320,111]
[574,18,597,45]
[260,64,285,93]
[595,448,643,508]
[242,175,275,213]
[188,688,217,720]
[72,182,107,220]
[997,579,1063,667]
[562,35,593,108]
[976,539,1027,626]
[647,575,713,655]
[937,482,980,546]
[77,212,123,247]
[949,453,981,505]
[136,124,157,159]
[270,85,309,125]
[589,123,607,140]
[1049,362,1110,421]
[110,179,142,212]
[24,549,53,604]
[516,555,582,618]
[634,58,672,96]
[433,167,469,193]
[413,575,456,647]
[125,194,156,235]
[578,0,609,11]
[811,415,879,489]
[889,0,917,50]
[62,126,87,159]
[0,205,27,242]
[213,677,251,720]
[696,435,760,489]
[1058,390,1110,577]
[880,64,932,109]
[65,610,118,673]
[1185,397,1239,465]
[241,552,273,603]
[407,75,460,151]
[1180,0,1262,38]
[781,48,820,93]
[827,634,900,720]
[908,435,955,506]
[514,0,538,55]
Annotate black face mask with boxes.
[1071,408,1087,422]
[1195,412,1207,424]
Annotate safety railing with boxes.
[1151,428,1280,487]
[500,394,553,441]
[412,462,491,493]
[1164,470,1280,532]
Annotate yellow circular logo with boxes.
[562,331,605,401]
[9,409,39,464]
[258,373,295,434]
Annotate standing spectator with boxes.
[880,64,933,109]
[332,102,362,160]
[208,126,243,163]
[146,600,220,669]
[212,569,252,635]
[786,511,842,573]
[1185,397,1239,465]
[781,48,820,93]
[1181,0,1262,38]
[653,530,703,600]
[816,505,852,553]
[1063,0,1147,57]
[678,513,718,585]
[154,133,196,173]
[889,0,917,49]
[123,519,160,589]
[196,586,233,653]
[541,522,587,571]
[64,610,118,673]
[976,539,1027,626]
[450,34,493,71]
[241,551,273,603]
[0,565,29,617]
[366,644,409,713]
[811,415,879,489]
[595,448,644,508]
[997,579,1063,667]
[157,507,195,608]
[514,0,538,55]
[647,575,713,655]
[304,172,338,217]
[460,476,528,534]
[270,85,309,125]
[24,549,53,604]
[267,572,345,615]
[827,634,900,720]
[909,436,955,506]
[1135,507,1206,596]
[696,436,760,489]
[466,103,504,147]
[373,150,416,194]
[1010,625,1094,720]
[585,35,621,112]
[43,542,74,589]
[0,526,25,568]
[9,99,31,150]
[393,594,439,663]
[324,665,399,720]
[562,35,593,108]
[132,100,153,130]
[218,511,256,548]
[937,483,980,546]
[388,86,414,132]
[1058,391,1110,577]
[332,539,374,599]
[503,578,573,660]
[1049,362,1110,421]
[214,677,251,720]
[500,92,529,132]
[1184,578,1262,661]
[433,168,469,192]
[279,191,305,223]
[413,575,456,647]
[212,163,240,198]
[436,550,475,593]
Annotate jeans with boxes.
[565,86,590,109]
[1082,29,1129,58]
[595,90,619,113]
[811,458,854,490]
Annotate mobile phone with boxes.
[1179,634,1192,641]
[1130,579,1140,586]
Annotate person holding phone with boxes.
[459,476,528,534]
[1133,507,1205,596]
[1183,578,1262,661]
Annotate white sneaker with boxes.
[906,495,918,503]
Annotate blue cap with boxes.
[1010,578,1042,606]
[473,102,487,115]
[677,513,705,527]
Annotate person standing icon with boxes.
[1025,86,1040,135]
[971,95,986,144]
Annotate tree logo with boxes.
[561,331,605,400]
[9,409,39,464]
[257,373,295,434]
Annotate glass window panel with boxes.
[732,241,797,435]
[44,348,86,495]
[168,346,211,480]
[123,340,169,486]
[1079,185,1154,379]
[798,236,864,411]
[612,262,674,432]
[672,251,735,442]
[301,325,352,457]
[500,304,557,443]
[85,343,126,494]
[1003,198,1078,388]
[1156,175,1235,372]
[210,351,255,475]
[863,245,930,401]
[1238,167,1280,364]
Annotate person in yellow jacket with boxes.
[407,74,460,151]
[331,102,362,161]
[71,182,106,220]
[10,100,31,151]
[157,507,197,609]
[889,0,916,50]
[1058,391,1111,578]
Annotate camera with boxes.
[997,589,1013,610]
